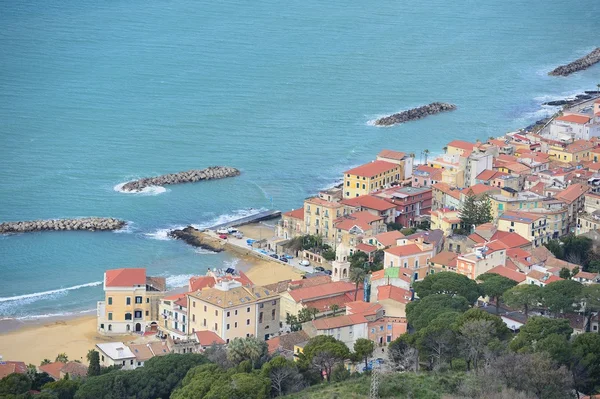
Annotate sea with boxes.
[0,0,599,320]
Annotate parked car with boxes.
[216,229,229,235]
[233,232,243,239]
[227,227,238,234]
[218,234,228,240]
[269,253,279,259]
[279,256,288,263]
[324,270,332,275]
[315,266,325,272]
[300,260,310,266]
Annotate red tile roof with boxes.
[492,231,531,248]
[377,285,412,304]
[39,362,65,380]
[545,275,563,284]
[174,297,187,307]
[468,233,487,244]
[429,251,458,267]
[283,208,304,220]
[305,197,343,208]
[447,140,475,151]
[303,294,353,312]
[334,211,382,231]
[385,244,429,257]
[555,114,591,124]
[355,243,378,253]
[288,281,356,302]
[555,184,589,204]
[378,149,406,160]
[312,314,368,330]
[189,276,215,291]
[476,169,505,181]
[373,231,404,247]
[289,275,332,289]
[163,292,187,301]
[59,362,88,378]
[341,195,396,211]
[575,271,599,280]
[463,184,498,196]
[345,300,383,316]
[487,266,526,283]
[195,331,226,346]
[105,268,146,287]
[0,361,27,379]
[344,160,398,178]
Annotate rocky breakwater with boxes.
[168,226,224,252]
[0,217,126,234]
[374,102,457,126]
[121,166,240,192]
[549,47,600,76]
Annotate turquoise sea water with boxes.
[1,0,599,319]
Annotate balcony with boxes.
[97,301,106,318]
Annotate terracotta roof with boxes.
[468,233,487,244]
[303,294,353,312]
[312,314,368,330]
[195,330,226,346]
[370,267,413,284]
[502,162,531,174]
[492,231,531,248]
[267,330,309,354]
[189,284,278,308]
[499,210,545,223]
[546,275,563,284]
[288,275,332,289]
[355,243,378,253]
[378,149,406,160]
[373,231,404,247]
[527,270,547,280]
[39,362,65,380]
[487,266,526,283]
[575,271,599,280]
[555,114,591,124]
[447,140,475,151]
[555,184,589,204]
[283,207,304,220]
[341,195,396,211]
[377,285,412,304]
[127,344,155,362]
[174,297,187,307]
[334,211,382,231]
[189,276,215,291]
[476,169,507,181]
[463,184,498,196]
[345,300,383,316]
[0,361,27,379]
[344,160,398,178]
[105,268,146,287]
[148,341,170,356]
[429,251,458,267]
[288,281,356,302]
[305,197,343,208]
[385,244,429,257]
[564,139,595,153]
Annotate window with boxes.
[146,298,149,303]
[215,310,218,316]
[108,312,113,321]
[235,310,238,316]
[371,328,375,333]
[346,181,350,187]
[134,310,142,318]
[247,307,251,313]
[126,297,131,305]
[380,326,384,331]
[259,312,263,323]
[272,300,276,305]
[192,314,196,322]
[227,311,230,317]
[214,323,218,331]
[100,323,104,329]
[125,313,132,320]
[108,297,112,305]
[145,310,149,316]
[130,360,134,365]
[203,318,207,326]
[227,324,230,330]
[259,303,264,309]
[235,322,238,328]
[388,325,392,330]
[135,296,142,304]
[272,309,276,320]
[247,319,250,325]
[362,184,366,189]
[138,362,142,366]
[204,305,207,312]
[101,355,105,361]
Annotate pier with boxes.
[209,209,281,231]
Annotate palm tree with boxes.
[330,304,339,317]
[55,353,68,363]
[443,146,448,154]
[597,83,600,95]
[349,267,366,301]
[40,359,51,366]
[409,152,415,159]
[423,149,430,165]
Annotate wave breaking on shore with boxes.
[113,182,167,196]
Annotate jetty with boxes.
[209,209,281,230]
[549,47,600,76]
[374,102,457,126]
[0,217,126,234]
[121,166,240,192]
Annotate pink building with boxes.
[375,186,432,227]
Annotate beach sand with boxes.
[0,316,135,366]
[237,223,276,241]
[244,258,303,286]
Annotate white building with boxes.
[96,342,136,370]
[309,314,369,349]
[549,113,600,141]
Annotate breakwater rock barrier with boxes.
[121,166,240,192]
[169,227,224,252]
[549,48,600,76]
[0,217,126,234]
[374,102,457,126]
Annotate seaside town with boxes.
[3,93,600,398]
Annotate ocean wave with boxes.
[113,181,167,196]
[11,309,96,321]
[165,274,195,288]
[195,248,218,255]
[0,281,102,303]
[114,221,135,234]
[145,227,180,241]
[191,207,269,230]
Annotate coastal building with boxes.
[375,285,412,319]
[525,270,562,287]
[187,280,280,342]
[333,211,386,249]
[549,113,600,141]
[430,208,460,236]
[555,183,589,233]
[340,195,397,224]
[383,237,435,281]
[488,188,545,219]
[464,149,495,187]
[159,293,189,340]
[412,165,442,188]
[342,160,400,198]
[306,314,369,349]
[497,211,550,248]
[367,230,405,249]
[548,140,594,163]
[97,268,166,335]
[456,242,507,279]
[369,268,412,303]
[303,197,343,241]
[445,140,476,156]
[0,361,27,379]
[278,280,356,320]
[376,149,414,182]
[266,330,310,358]
[431,183,462,211]
[368,317,408,346]
[278,208,304,240]
[96,342,137,370]
[127,341,170,368]
[374,186,432,227]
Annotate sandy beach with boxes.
[237,222,277,241]
[0,315,136,366]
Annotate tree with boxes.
[300,335,349,382]
[42,379,80,399]
[458,319,495,371]
[349,267,366,301]
[353,338,375,370]
[456,308,512,340]
[503,284,541,318]
[423,149,430,164]
[545,239,564,259]
[510,317,572,353]
[413,272,481,304]
[226,337,268,368]
[478,273,517,314]
[330,304,339,317]
[581,284,600,332]
[388,334,419,372]
[416,311,460,370]
[321,249,335,261]
[0,373,31,397]
[406,294,470,331]
[55,353,69,363]
[571,333,600,395]
[541,279,583,315]
[559,267,572,279]
[261,356,304,397]
[286,314,302,331]
[41,359,52,366]
[86,350,100,377]
[298,307,318,323]
[459,192,492,232]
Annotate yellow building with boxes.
[278,208,305,240]
[445,140,475,156]
[97,268,166,335]
[343,160,400,198]
[548,140,594,163]
[304,197,344,242]
[430,208,461,236]
[497,210,550,248]
[187,280,280,342]
[376,149,414,181]
[441,165,465,188]
[489,187,546,219]
[333,211,386,249]
[383,237,435,281]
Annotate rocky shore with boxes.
[0,217,126,234]
[121,166,240,192]
[549,47,600,76]
[374,102,457,126]
[168,226,224,252]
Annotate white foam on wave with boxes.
[195,248,218,255]
[145,227,181,241]
[165,274,195,288]
[191,208,269,230]
[0,281,103,303]
[13,309,96,321]
[113,181,167,196]
[114,221,135,234]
